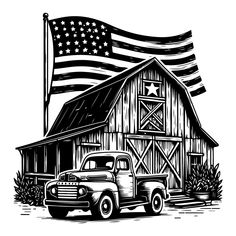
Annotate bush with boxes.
[185,162,222,200]
[14,171,44,206]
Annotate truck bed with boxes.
[136,173,168,185]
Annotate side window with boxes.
[117,158,130,171]
[188,153,203,173]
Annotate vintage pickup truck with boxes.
[44,151,169,219]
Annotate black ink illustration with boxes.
[15,13,222,220]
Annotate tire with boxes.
[48,206,68,219]
[144,192,163,215]
[91,194,114,219]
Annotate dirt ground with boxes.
[14,200,221,222]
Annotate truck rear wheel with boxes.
[145,192,163,215]
[92,194,114,219]
[48,206,68,218]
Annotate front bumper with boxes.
[44,199,90,209]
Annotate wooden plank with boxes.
[171,87,178,136]
[184,110,191,138]
[184,138,191,176]
[178,93,184,137]
[55,143,60,177]
[116,94,123,133]
[123,83,130,133]
[165,80,171,135]
[130,77,137,133]
[126,134,153,140]
[44,146,47,173]
[117,132,123,150]
[138,95,165,102]
[80,142,101,147]
[109,133,117,150]
[103,132,109,150]
[108,108,116,132]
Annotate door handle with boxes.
[128,174,133,177]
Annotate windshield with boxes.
[81,155,114,171]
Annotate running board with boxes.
[120,200,149,209]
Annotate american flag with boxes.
[49,16,206,97]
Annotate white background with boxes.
[1,0,235,235]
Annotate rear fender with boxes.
[138,181,166,202]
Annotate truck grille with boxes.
[57,186,78,199]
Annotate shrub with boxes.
[185,162,222,200]
[14,171,44,206]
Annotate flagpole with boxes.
[43,13,49,136]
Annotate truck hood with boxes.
[59,170,114,182]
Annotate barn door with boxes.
[125,136,182,189]
[154,140,181,189]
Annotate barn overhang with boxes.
[16,122,106,151]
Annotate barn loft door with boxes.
[125,136,182,189]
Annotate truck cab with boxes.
[44,151,169,219]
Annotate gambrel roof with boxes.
[16,57,218,150]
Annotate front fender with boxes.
[81,181,119,208]
[138,181,167,202]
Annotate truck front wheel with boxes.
[48,206,68,218]
[145,192,163,215]
[92,194,114,219]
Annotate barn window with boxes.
[188,152,203,173]
[138,80,165,133]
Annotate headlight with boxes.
[51,187,57,194]
[78,187,87,196]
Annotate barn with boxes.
[16,57,218,192]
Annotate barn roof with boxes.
[16,57,218,150]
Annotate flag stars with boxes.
[104,42,108,47]
[78,21,82,25]
[83,48,88,52]
[75,48,79,53]
[94,28,98,33]
[99,45,102,49]
[87,28,92,32]
[71,27,75,31]
[102,32,106,36]
[86,22,90,26]
[52,21,56,25]
[54,26,58,31]
[80,27,84,31]
[96,36,100,40]
[83,39,87,44]
[73,34,77,37]
[58,42,62,47]
[90,35,94,38]
[66,49,70,54]
[81,33,85,37]
[70,21,74,25]
[56,34,61,39]
[65,33,69,37]
[59,50,63,55]
[105,51,109,56]
[63,27,67,31]
[92,22,96,26]
[92,41,96,46]
[93,49,98,54]
[74,41,79,45]
[101,24,105,29]
[61,21,65,25]
[66,41,71,45]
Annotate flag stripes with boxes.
[49,16,206,97]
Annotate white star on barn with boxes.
[146,83,159,96]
